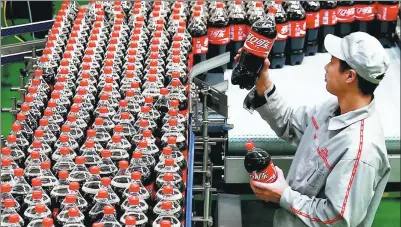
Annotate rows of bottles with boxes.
[0,1,200,227]
[187,0,400,72]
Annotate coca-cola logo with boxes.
[210,30,227,39]
[246,33,271,50]
[337,8,355,17]
[356,6,373,15]
[250,171,276,183]
[280,25,288,34]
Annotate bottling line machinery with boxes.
[1,15,401,227]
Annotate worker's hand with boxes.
[234,49,273,96]
[250,166,289,204]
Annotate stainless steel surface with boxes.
[224,155,400,184]
[1,97,19,123]
[1,39,46,56]
[217,194,242,227]
[203,182,212,227]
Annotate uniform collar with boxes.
[328,98,375,131]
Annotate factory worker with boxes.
[238,32,391,227]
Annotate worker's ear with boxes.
[345,69,357,84]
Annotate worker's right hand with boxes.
[234,49,273,97]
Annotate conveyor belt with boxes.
[225,47,401,155]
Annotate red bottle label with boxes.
[243,30,275,58]
[320,9,337,26]
[336,6,356,23]
[208,27,230,45]
[355,4,375,21]
[192,35,208,54]
[230,24,247,41]
[288,20,306,38]
[276,22,289,41]
[188,53,194,72]
[249,160,278,183]
[245,25,251,37]
[377,4,400,22]
[306,11,320,29]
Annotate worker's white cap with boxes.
[324,32,390,84]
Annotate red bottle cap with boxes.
[118,160,128,169]
[8,214,20,223]
[245,141,255,151]
[92,223,104,227]
[75,156,85,165]
[145,96,154,104]
[32,190,43,199]
[31,178,42,186]
[131,171,141,180]
[114,125,123,133]
[14,168,24,177]
[129,183,140,192]
[161,201,173,210]
[148,75,157,82]
[60,135,69,143]
[103,205,114,214]
[1,147,11,155]
[163,146,173,155]
[68,207,79,217]
[139,120,149,127]
[65,194,77,203]
[164,172,174,181]
[34,129,44,138]
[90,166,100,174]
[133,151,143,159]
[112,135,122,143]
[51,92,60,99]
[42,218,54,227]
[69,182,80,191]
[138,140,148,148]
[99,106,109,114]
[35,204,47,213]
[125,216,136,225]
[60,147,70,155]
[87,129,96,137]
[101,150,111,158]
[7,135,16,143]
[142,129,152,138]
[62,125,71,132]
[39,119,49,127]
[30,151,41,160]
[141,106,150,113]
[160,88,169,95]
[121,112,130,120]
[149,67,158,75]
[160,220,172,227]
[32,140,42,148]
[67,114,76,122]
[3,198,15,207]
[40,161,51,169]
[16,113,26,121]
[129,196,140,205]
[1,184,11,193]
[95,118,104,125]
[98,189,109,198]
[165,159,174,166]
[99,93,109,100]
[47,100,57,108]
[58,170,69,179]
[1,157,11,167]
[85,140,95,148]
[168,109,179,117]
[131,81,140,89]
[163,185,174,194]
[172,56,180,63]
[169,119,178,126]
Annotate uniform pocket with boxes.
[306,160,324,188]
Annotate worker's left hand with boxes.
[250,166,290,203]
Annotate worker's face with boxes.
[324,56,349,96]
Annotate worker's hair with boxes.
[339,60,384,96]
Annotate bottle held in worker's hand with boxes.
[231,8,277,90]
[244,141,277,183]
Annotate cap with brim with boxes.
[324,32,390,85]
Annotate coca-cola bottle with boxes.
[119,197,149,226]
[188,10,208,72]
[99,206,122,227]
[354,1,376,34]
[15,113,34,143]
[0,184,20,212]
[228,1,247,69]
[88,190,113,224]
[285,2,307,65]
[1,199,24,227]
[39,161,59,195]
[265,2,288,69]
[317,1,337,53]
[4,137,25,168]
[111,160,131,198]
[99,150,118,178]
[11,168,32,206]
[122,181,151,210]
[335,1,355,37]
[231,11,276,90]
[302,1,321,56]
[5,214,22,227]
[207,2,230,73]
[1,158,15,185]
[154,185,185,209]
[50,170,70,215]
[155,172,185,195]
[152,201,182,226]
[375,1,400,48]
[9,123,30,153]
[23,190,51,221]
[68,156,91,187]
[24,204,52,227]
[244,141,277,183]
[52,147,76,175]
[112,125,133,152]
[82,166,102,206]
